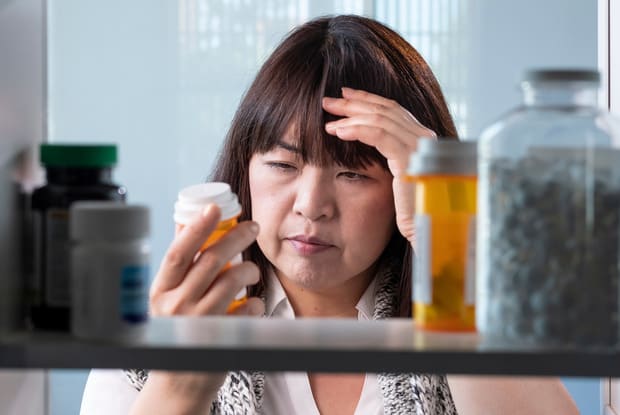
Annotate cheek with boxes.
[363,203,395,239]
[248,161,286,245]
[248,166,270,227]
[356,192,396,245]
[249,173,271,255]
[342,187,395,248]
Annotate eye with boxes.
[266,161,297,172]
[338,171,368,181]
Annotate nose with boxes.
[292,166,336,222]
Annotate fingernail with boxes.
[202,203,215,217]
[325,122,336,132]
[341,87,353,94]
[322,97,336,105]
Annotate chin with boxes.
[280,264,341,290]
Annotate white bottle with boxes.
[70,201,150,340]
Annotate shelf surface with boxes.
[0,316,617,376]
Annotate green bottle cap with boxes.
[40,144,118,168]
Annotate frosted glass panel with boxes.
[376,0,596,137]
[376,0,469,135]
[48,0,370,272]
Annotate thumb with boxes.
[393,174,416,243]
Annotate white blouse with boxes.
[79,274,384,415]
[260,273,384,415]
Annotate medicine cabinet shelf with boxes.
[0,317,617,376]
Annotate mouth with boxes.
[286,235,334,255]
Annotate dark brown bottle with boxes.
[30,144,126,330]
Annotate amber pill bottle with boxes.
[173,182,247,312]
[406,139,477,332]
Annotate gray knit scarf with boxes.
[124,261,457,414]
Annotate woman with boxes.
[81,15,578,414]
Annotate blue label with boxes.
[120,265,149,323]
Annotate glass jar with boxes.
[477,69,620,348]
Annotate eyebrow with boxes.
[276,140,301,154]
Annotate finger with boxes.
[322,96,412,133]
[327,123,411,159]
[393,175,416,244]
[324,88,427,134]
[149,285,194,316]
[229,297,265,316]
[194,261,261,315]
[325,88,437,138]
[341,87,395,106]
[151,204,222,293]
[341,87,436,137]
[326,87,404,116]
[325,101,437,145]
[180,221,259,301]
[342,87,413,124]
[325,113,424,151]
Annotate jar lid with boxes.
[174,182,242,225]
[70,202,150,241]
[40,144,118,168]
[407,138,477,176]
[523,69,600,84]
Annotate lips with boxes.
[287,235,334,255]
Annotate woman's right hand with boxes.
[149,203,263,317]
[130,203,263,415]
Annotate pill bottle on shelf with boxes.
[406,138,477,332]
[174,182,247,312]
[70,201,150,340]
[30,143,126,331]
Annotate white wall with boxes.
[0,0,46,413]
[465,0,597,136]
[0,0,45,333]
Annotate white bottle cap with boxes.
[70,201,150,241]
[408,138,477,176]
[174,182,242,225]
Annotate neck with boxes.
[276,267,376,318]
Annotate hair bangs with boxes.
[284,41,395,170]
[292,91,389,172]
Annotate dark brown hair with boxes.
[212,15,458,317]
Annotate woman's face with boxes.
[248,135,396,291]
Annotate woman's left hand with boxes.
[322,87,436,244]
